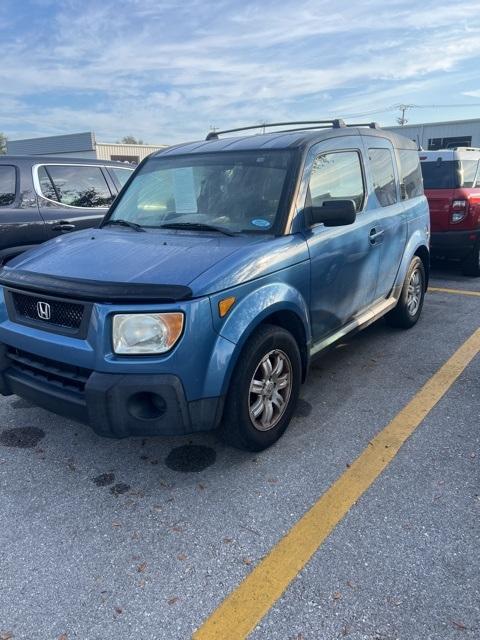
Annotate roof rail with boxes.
[345,122,380,129]
[205,119,346,141]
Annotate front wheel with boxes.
[220,324,302,451]
[386,256,426,329]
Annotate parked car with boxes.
[419,147,480,276]
[0,121,429,451]
[0,156,134,263]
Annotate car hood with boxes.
[7,228,309,298]
[8,228,257,288]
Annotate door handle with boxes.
[369,228,384,244]
[52,222,76,232]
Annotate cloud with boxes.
[1,0,480,143]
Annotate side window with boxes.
[308,151,364,212]
[38,165,114,207]
[38,166,58,201]
[398,150,423,199]
[460,160,479,188]
[0,166,17,207]
[475,166,480,188]
[368,148,397,207]
[110,167,133,188]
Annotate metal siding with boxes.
[7,132,95,155]
[96,143,167,162]
[386,118,480,149]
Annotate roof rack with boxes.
[346,122,380,129]
[205,119,347,141]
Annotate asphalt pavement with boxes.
[0,262,478,640]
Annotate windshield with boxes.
[420,159,479,189]
[108,151,294,233]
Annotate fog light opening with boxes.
[127,392,166,420]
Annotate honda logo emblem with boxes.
[36,301,51,320]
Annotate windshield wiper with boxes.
[103,219,145,232]
[158,222,237,237]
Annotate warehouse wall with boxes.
[387,119,480,149]
[7,131,95,156]
[95,143,167,163]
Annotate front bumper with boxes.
[0,345,224,437]
[431,229,480,259]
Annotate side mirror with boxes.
[308,199,357,227]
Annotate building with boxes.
[6,131,167,163]
[386,117,480,150]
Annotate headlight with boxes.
[113,313,184,354]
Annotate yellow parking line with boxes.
[429,286,480,297]
[193,328,480,640]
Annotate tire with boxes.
[220,324,302,451]
[386,256,426,329]
[461,244,480,277]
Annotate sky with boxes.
[1,0,480,145]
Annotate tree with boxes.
[0,132,7,154]
[118,135,146,145]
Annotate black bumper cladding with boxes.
[430,229,480,259]
[0,345,223,437]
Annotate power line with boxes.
[337,103,480,126]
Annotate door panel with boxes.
[364,141,406,298]
[305,210,381,339]
[35,164,114,239]
[0,162,46,259]
[299,137,381,342]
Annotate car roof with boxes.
[0,155,135,168]
[154,126,417,158]
[419,149,480,162]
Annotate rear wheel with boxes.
[461,243,480,277]
[220,324,301,451]
[386,256,425,329]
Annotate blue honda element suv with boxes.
[0,120,429,450]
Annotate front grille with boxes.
[6,347,91,394]
[12,291,84,330]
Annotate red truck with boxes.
[420,148,480,276]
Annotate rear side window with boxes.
[368,148,397,206]
[37,165,114,207]
[398,149,423,199]
[308,151,365,212]
[0,165,16,207]
[420,159,479,189]
[420,160,456,189]
[460,160,479,188]
[110,167,133,187]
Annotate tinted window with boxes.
[399,150,423,198]
[368,148,397,206]
[0,166,16,207]
[38,165,114,207]
[420,159,479,189]
[110,151,293,233]
[110,167,133,187]
[308,151,364,212]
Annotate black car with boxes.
[0,156,134,262]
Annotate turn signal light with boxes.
[218,296,236,317]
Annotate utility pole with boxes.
[396,104,413,126]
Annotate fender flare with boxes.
[393,230,430,294]
[204,283,311,397]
